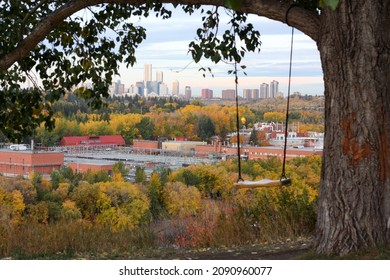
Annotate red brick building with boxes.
[195,144,322,160]
[133,140,159,150]
[67,162,113,174]
[0,150,64,177]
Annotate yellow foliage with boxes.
[72,182,110,220]
[27,201,49,224]
[186,164,234,198]
[0,187,25,225]
[164,182,201,217]
[177,104,201,115]
[62,199,79,211]
[109,113,142,132]
[94,181,150,231]
[111,173,125,182]
[263,111,285,123]
[79,120,113,135]
[62,199,82,220]
[56,182,70,200]
[40,178,52,191]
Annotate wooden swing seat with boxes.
[233,178,291,189]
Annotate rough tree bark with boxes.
[1,0,389,256]
[315,1,390,255]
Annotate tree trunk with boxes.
[315,1,390,256]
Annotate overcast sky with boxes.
[111,6,324,96]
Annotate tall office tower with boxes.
[144,64,152,83]
[221,89,236,100]
[172,80,179,96]
[129,84,137,94]
[117,83,125,95]
[113,80,125,96]
[156,71,163,83]
[260,83,269,99]
[184,86,192,100]
[270,80,279,98]
[135,81,144,96]
[144,81,159,95]
[159,83,169,96]
[201,88,213,99]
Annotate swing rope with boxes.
[281,26,294,180]
[234,20,294,185]
[234,54,243,182]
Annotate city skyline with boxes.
[110,70,288,100]
[111,63,290,98]
[115,7,324,96]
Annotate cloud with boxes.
[117,7,324,95]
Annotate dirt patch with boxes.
[129,237,313,260]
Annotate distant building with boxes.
[144,64,152,83]
[270,80,279,98]
[156,71,163,83]
[195,144,322,161]
[117,82,125,95]
[60,135,125,146]
[109,80,125,96]
[146,81,159,96]
[135,81,144,96]
[172,80,180,96]
[260,83,269,99]
[67,160,114,175]
[159,83,169,96]
[133,140,160,153]
[184,86,192,100]
[162,141,207,156]
[0,149,64,177]
[201,88,213,99]
[243,89,259,100]
[221,89,235,100]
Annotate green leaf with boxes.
[320,0,340,10]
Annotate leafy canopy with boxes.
[0,0,338,141]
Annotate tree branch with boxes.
[20,1,48,42]
[0,0,320,71]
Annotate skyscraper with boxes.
[110,79,125,96]
[156,71,163,83]
[260,83,269,99]
[184,86,192,100]
[159,83,169,96]
[135,81,144,96]
[270,80,279,99]
[144,64,152,83]
[172,80,179,96]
